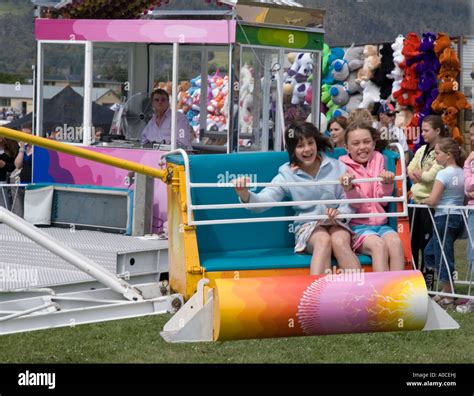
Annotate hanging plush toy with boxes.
[356,45,381,84]
[431,33,471,144]
[371,43,394,100]
[358,80,381,110]
[239,64,254,134]
[389,35,405,98]
[442,107,463,144]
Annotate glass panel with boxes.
[238,46,279,151]
[93,45,130,141]
[282,50,314,130]
[42,43,85,142]
[153,45,173,90]
[150,45,230,152]
[196,46,229,151]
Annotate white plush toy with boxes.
[358,80,381,110]
[356,45,381,83]
[291,82,311,105]
[239,63,254,134]
[388,35,405,99]
[288,52,313,81]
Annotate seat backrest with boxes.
[167,147,398,256]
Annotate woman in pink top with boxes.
[339,121,405,272]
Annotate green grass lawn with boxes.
[1,241,472,364]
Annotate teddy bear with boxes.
[393,62,422,109]
[413,32,440,76]
[177,80,192,112]
[442,106,463,144]
[371,43,394,100]
[400,63,419,91]
[439,47,461,77]
[431,76,472,113]
[416,69,438,124]
[402,32,421,62]
[434,32,452,58]
[356,45,381,83]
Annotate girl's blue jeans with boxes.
[424,214,464,283]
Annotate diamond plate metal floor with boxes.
[0,224,168,290]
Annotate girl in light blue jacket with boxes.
[234,121,359,275]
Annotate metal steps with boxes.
[0,209,175,335]
[0,224,168,291]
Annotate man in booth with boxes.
[141,88,192,150]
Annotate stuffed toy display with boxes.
[393,33,422,111]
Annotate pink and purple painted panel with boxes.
[35,19,236,44]
[34,146,167,232]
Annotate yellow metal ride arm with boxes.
[0,127,168,182]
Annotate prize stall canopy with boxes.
[33,0,325,154]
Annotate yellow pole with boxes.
[0,127,167,182]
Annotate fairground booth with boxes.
[30,0,325,234]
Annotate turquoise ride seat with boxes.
[168,148,398,272]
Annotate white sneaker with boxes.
[456,301,474,313]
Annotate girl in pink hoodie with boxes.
[339,121,405,272]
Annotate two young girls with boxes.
[234,121,360,275]
[234,120,404,274]
[421,138,466,309]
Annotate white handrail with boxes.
[190,176,405,189]
[191,196,403,211]
[192,211,407,226]
[164,143,408,227]
[409,203,474,211]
